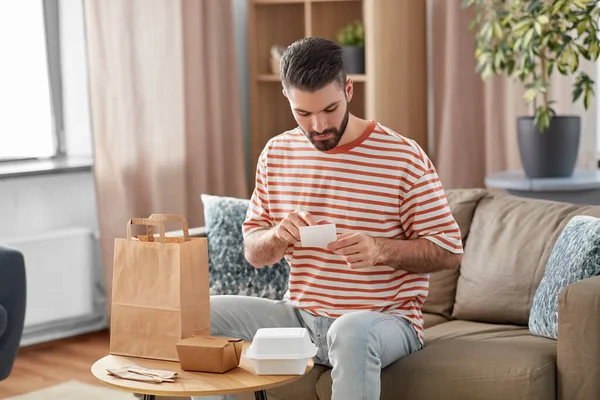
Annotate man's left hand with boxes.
[327,232,381,269]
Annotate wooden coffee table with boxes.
[91,346,314,400]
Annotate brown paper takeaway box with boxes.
[176,336,244,373]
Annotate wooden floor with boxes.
[0,329,111,398]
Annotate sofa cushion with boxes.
[425,319,539,342]
[453,192,581,325]
[200,194,289,300]
[315,320,556,400]
[421,189,487,319]
[423,312,449,329]
[529,215,600,339]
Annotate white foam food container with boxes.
[244,327,318,375]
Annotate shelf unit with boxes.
[256,74,367,83]
[247,0,427,177]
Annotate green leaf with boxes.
[547,61,555,78]
[494,21,503,39]
[560,47,572,65]
[541,113,550,132]
[534,107,551,132]
[573,0,587,9]
[507,59,516,75]
[476,52,489,70]
[524,88,538,102]
[584,87,592,109]
[589,41,600,60]
[541,33,552,49]
[573,85,584,102]
[552,0,565,15]
[482,63,493,79]
[570,52,579,72]
[494,51,504,70]
[485,22,494,43]
[523,28,535,47]
[557,62,568,74]
[577,44,591,60]
[577,21,588,36]
[514,37,523,51]
[567,13,580,25]
[513,20,531,35]
[537,15,549,25]
[469,18,479,31]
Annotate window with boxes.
[0,0,61,160]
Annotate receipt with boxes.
[299,223,337,248]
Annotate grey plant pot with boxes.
[341,45,365,74]
[517,115,581,178]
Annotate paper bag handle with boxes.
[127,218,166,243]
[148,214,189,240]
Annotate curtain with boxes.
[430,0,597,189]
[84,0,248,316]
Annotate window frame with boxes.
[43,0,66,158]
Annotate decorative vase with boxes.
[341,45,365,74]
[517,116,581,179]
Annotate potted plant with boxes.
[337,20,365,74]
[463,0,599,178]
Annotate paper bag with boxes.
[110,214,210,361]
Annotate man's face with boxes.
[285,80,352,152]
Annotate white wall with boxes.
[0,172,97,239]
[0,170,104,346]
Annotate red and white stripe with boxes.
[243,121,463,343]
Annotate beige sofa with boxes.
[191,189,600,400]
[253,189,600,400]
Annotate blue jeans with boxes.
[193,295,422,400]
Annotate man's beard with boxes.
[303,106,350,152]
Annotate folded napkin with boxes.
[107,365,178,384]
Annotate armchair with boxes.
[0,245,26,381]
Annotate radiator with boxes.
[1,227,107,345]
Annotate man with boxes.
[201,37,462,400]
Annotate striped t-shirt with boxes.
[242,120,462,343]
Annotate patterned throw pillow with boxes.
[529,215,600,339]
[200,194,289,300]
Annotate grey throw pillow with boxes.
[200,194,289,300]
[529,215,600,339]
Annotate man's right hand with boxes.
[274,209,318,244]
[244,210,331,268]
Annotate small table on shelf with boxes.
[484,169,600,205]
[91,349,313,400]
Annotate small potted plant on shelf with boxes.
[337,20,365,74]
[463,0,600,178]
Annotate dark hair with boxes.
[280,37,346,92]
